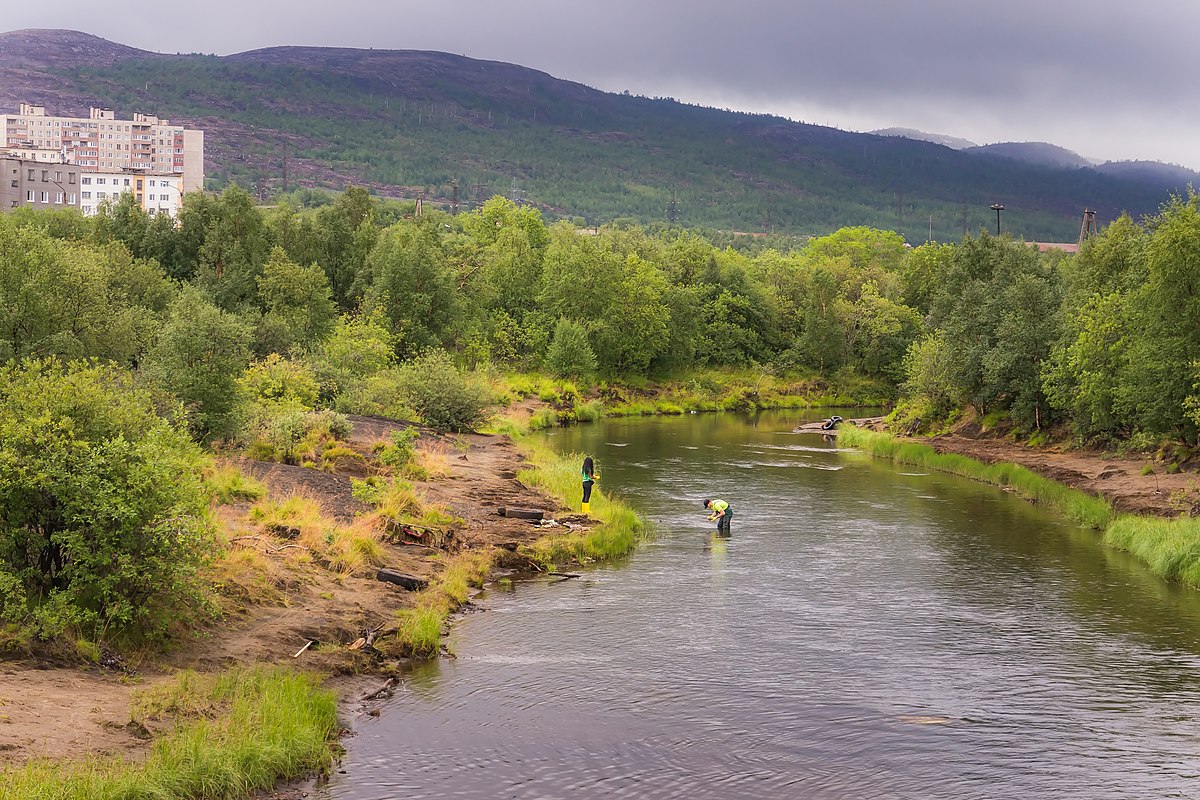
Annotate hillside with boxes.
[870,127,978,150]
[0,29,1194,240]
[965,141,1094,169]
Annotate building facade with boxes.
[79,171,183,217]
[0,158,80,212]
[2,103,204,193]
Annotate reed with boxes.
[0,667,338,800]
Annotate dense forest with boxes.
[2,184,1199,644]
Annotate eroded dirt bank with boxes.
[0,416,574,769]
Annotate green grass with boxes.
[0,667,338,800]
[203,461,267,505]
[837,426,1114,530]
[840,425,1200,592]
[515,439,649,567]
[383,550,493,658]
[1103,516,1200,588]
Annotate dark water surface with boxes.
[317,411,1200,799]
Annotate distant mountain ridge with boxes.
[965,142,1095,170]
[0,29,1195,241]
[871,127,978,150]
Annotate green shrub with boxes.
[396,350,494,431]
[544,318,597,379]
[0,359,215,641]
[375,427,420,469]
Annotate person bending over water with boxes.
[704,497,732,536]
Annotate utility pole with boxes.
[990,203,1005,236]
[451,182,460,215]
[667,189,678,225]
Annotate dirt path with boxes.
[0,417,575,768]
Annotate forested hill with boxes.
[2,29,1195,240]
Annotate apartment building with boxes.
[2,103,204,193]
[79,171,183,218]
[0,158,80,211]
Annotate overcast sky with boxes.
[8,1,1199,169]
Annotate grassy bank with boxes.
[840,426,1200,591]
[515,439,649,567]
[838,426,1114,529]
[493,369,890,430]
[0,667,338,800]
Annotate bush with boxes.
[396,350,494,432]
[0,359,215,641]
[544,318,597,379]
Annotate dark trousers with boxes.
[717,508,732,535]
[582,481,593,503]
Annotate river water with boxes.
[316,411,1200,799]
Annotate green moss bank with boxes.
[838,426,1200,590]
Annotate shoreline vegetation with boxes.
[2,183,1200,798]
[837,426,1200,590]
[0,416,648,799]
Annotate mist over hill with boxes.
[0,29,1194,241]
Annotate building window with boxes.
[96,178,106,185]
[40,191,48,203]
[82,192,91,199]
[41,170,47,181]
[54,171,61,181]
[68,172,76,184]
[27,169,34,180]
[55,192,64,204]
[68,193,76,204]
[26,190,34,202]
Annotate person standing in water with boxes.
[581,455,597,513]
[704,498,732,536]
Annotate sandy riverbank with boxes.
[0,416,579,775]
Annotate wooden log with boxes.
[376,568,429,591]
[496,507,545,520]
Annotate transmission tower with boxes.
[1079,208,1097,244]
[667,189,678,225]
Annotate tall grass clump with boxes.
[837,426,1113,530]
[383,550,494,658]
[515,440,648,567]
[0,667,338,800]
[203,461,267,505]
[1103,516,1200,588]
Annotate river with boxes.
[316,410,1200,799]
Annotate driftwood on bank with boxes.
[375,568,429,591]
[496,507,546,520]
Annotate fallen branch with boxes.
[294,640,315,658]
[547,572,582,579]
[361,677,397,702]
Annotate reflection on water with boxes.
[317,410,1200,800]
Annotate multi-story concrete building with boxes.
[2,103,204,193]
[79,171,183,218]
[0,158,80,212]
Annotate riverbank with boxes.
[0,416,642,796]
[837,426,1200,589]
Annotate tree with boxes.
[544,318,598,378]
[0,359,213,640]
[144,286,253,439]
[257,246,337,348]
[360,221,457,353]
[192,185,274,310]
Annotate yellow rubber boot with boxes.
[581,502,590,514]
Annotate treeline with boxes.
[2,183,1199,643]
